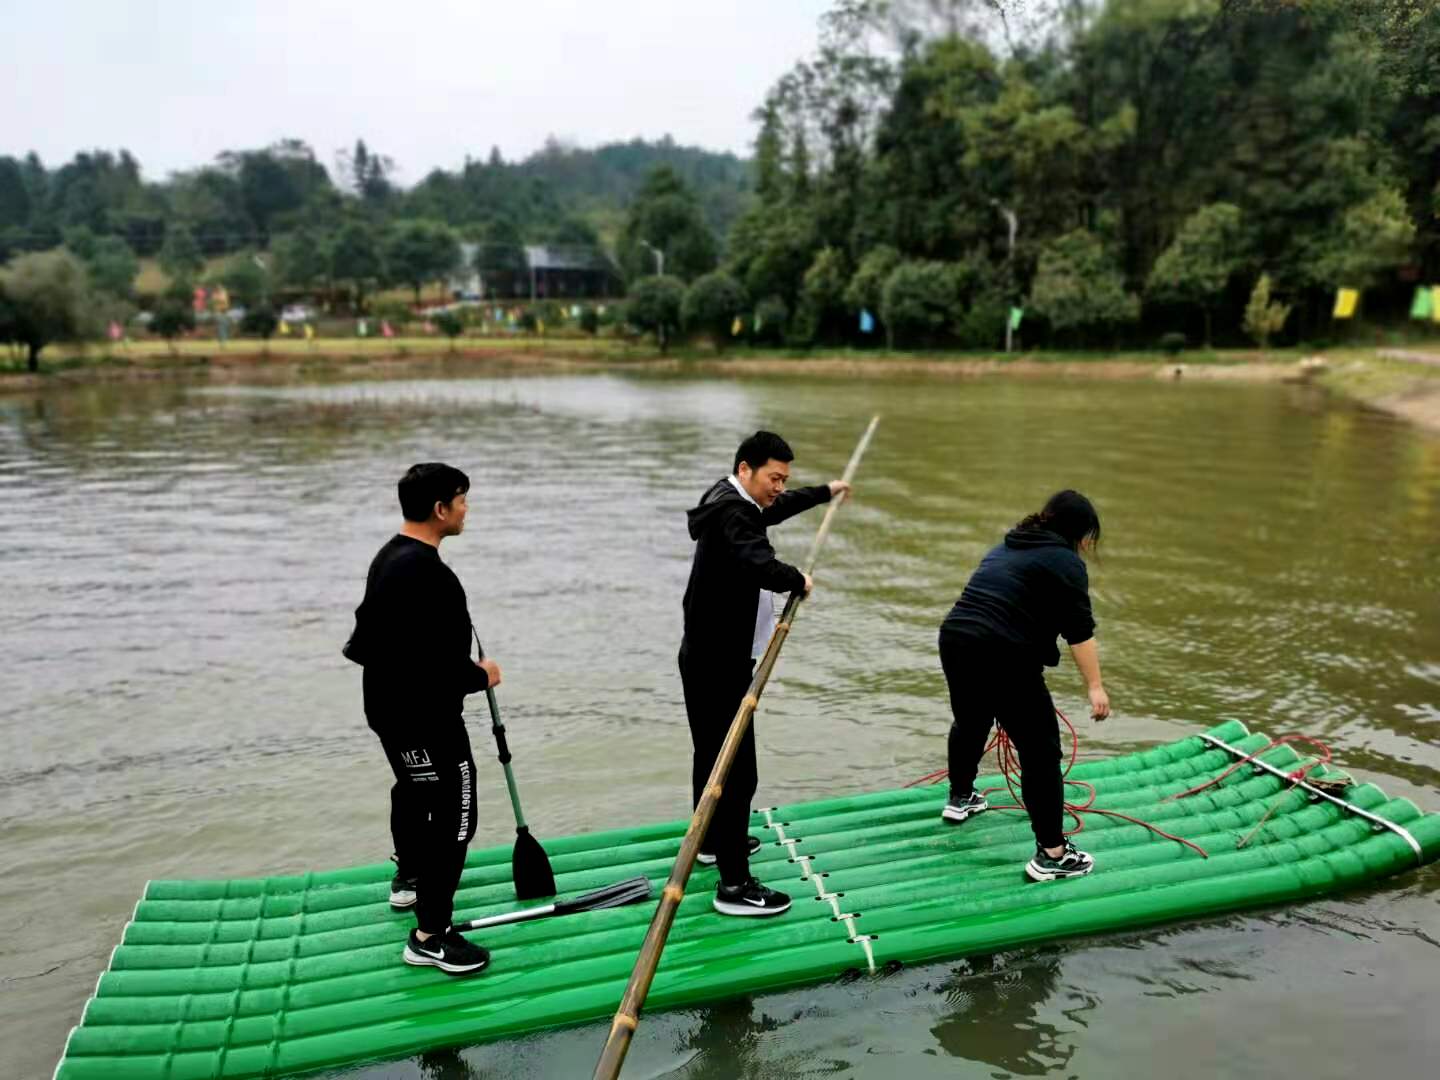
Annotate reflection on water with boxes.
[1,371,1437,1080]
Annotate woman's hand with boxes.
[1088,684,1110,721]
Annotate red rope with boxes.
[1163,734,1332,802]
[908,706,1210,858]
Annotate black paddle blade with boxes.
[554,876,654,916]
[512,826,557,900]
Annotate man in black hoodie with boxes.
[681,430,850,916]
[345,462,502,975]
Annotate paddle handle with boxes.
[455,902,557,932]
[472,627,529,830]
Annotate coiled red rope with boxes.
[906,708,1211,858]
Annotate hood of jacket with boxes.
[1003,526,1074,551]
[687,477,752,540]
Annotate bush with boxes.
[625,275,686,352]
[682,270,748,350]
[241,303,279,342]
[1159,331,1187,355]
[432,310,464,348]
[881,261,960,348]
[752,295,789,346]
[579,306,600,335]
[954,292,1010,350]
[1242,274,1291,348]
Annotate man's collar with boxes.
[726,473,760,508]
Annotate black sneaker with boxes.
[713,877,791,917]
[389,873,419,909]
[1025,841,1095,882]
[941,791,988,825]
[403,927,491,975]
[696,834,762,867]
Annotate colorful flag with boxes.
[357,319,368,337]
[1009,307,1024,331]
[279,319,291,335]
[304,323,315,341]
[192,286,207,313]
[597,305,606,316]
[859,309,875,334]
[1412,287,1434,320]
[1433,286,1440,325]
[571,305,581,318]
[217,317,229,344]
[537,318,545,334]
[1332,288,1359,319]
[732,315,744,336]
[381,320,394,339]
[107,320,122,341]
[423,321,435,334]
[754,313,763,333]
[212,286,230,313]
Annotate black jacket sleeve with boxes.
[721,503,807,593]
[1052,554,1096,645]
[385,559,491,696]
[760,484,832,527]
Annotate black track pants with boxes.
[679,649,758,887]
[373,721,479,933]
[939,636,1065,850]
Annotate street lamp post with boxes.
[991,199,1018,353]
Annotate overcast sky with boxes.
[2,0,834,182]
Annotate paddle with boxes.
[454,876,654,932]
[471,626,558,901]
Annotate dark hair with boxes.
[398,462,470,522]
[733,430,794,473]
[1016,489,1101,552]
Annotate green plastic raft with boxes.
[55,720,1440,1080]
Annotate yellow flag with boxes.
[731,315,743,336]
[1332,288,1359,319]
[304,323,315,341]
[537,318,545,334]
[1433,286,1440,325]
[279,319,291,335]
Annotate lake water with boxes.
[2,368,1437,1079]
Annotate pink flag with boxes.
[107,320,122,341]
[423,321,435,334]
[381,320,394,339]
[192,286,207,313]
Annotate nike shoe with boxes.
[1025,841,1095,882]
[696,834,762,866]
[941,791,989,825]
[402,927,491,975]
[713,877,791,917]
[389,873,419,910]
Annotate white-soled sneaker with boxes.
[696,834,762,866]
[389,873,419,909]
[941,791,989,825]
[403,928,490,975]
[713,877,791,917]
[1025,841,1095,882]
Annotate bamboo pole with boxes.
[593,415,880,1080]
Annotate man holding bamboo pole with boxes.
[680,431,850,916]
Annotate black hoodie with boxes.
[939,527,1095,668]
[681,477,832,666]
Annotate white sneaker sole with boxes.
[695,840,761,868]
[713,897,791,917]
[1025,857,1095,882]
[403,945,489,974]
[941,803,988,824]
[389,891,418,909]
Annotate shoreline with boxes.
[3,341,1439,435]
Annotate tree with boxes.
[330,221,385,312]
[625,274,685,352]
[880,260,961,348]
[218,254,270,309]
[0,250,94,371]
[159,224,205,284]
[271,229,329,292]
[432,309,464,351]
[1146,203,1246,345]
[1028,230,1140,346]
[151,283,196,355]
[241,303,279,353]
[682,270,749,350]
[1315,186,1417,289]
[1242,273,1291,348]
[794,246,850,344]
[617,167,718,283]
[843,244,901,315]
[384,220,460,303]
[85,235,140,299]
